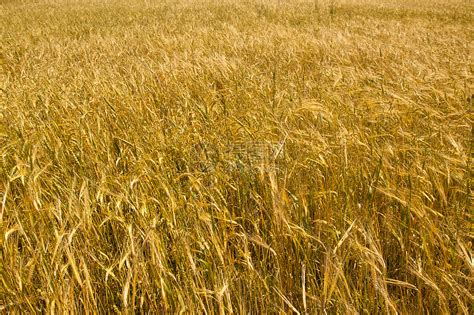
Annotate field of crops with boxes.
[1,0,472,313]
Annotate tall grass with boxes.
[0,0,472,313]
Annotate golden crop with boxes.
[0,0,472,313]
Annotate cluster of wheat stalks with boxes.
[0,0,472,313]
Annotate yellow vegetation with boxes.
[0,0,472,313]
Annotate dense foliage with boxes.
[1,0,472,313]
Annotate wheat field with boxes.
[0,0,472,313]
